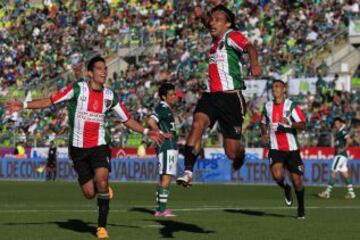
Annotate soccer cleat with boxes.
[317,191,330,199]
[297,208,305,220]
[345,191,356,199]
[96,227,109,239]
[284,185,293,207]
[176,170,193,187]
[109,186,114,200]
[154,208,176,217]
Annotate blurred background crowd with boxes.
[0,0,359,149]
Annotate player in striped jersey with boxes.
[6,56,165,239]
[261,79,306,219]
[176,5,261,187]
[317,117,356,199]
[148,83,178,217]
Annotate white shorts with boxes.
[331,155,348,172]
[158,149,178,176]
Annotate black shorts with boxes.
[194,91,246,139]
[268,149,304,175]
[69,145,111,185]
[46,161,56,169]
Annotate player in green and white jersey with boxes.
[148,83,178,217]
[318,117,356,199]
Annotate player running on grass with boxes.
[260,79,306,219]
[148,83,178,217]
[176,5,261,187]
[5,55,166,239]
[318,117,356,199]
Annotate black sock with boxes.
[97,192,110,228]
[184,145,198,171]
[276,178,288,190]
[295,188,305,211]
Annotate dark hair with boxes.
[333,117,345,124]
[159,83,175,101]
[211,5,235,29]
[87,55,105,71]
[272,79,286,85]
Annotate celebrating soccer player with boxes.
[176,5,261,187]
[5,55,165,239]
[148,83,178,217]
[318,117,356,199]
[260,79,306,219]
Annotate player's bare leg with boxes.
[271,163,293,207]
[95,167,110,239]
[176,113,209,187]
[290,172,305,219]
[80,179,96,199]
[223,139,245,170]
[155,174,176,217]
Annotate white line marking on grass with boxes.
[1,206,360,213]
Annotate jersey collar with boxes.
[215,29,233,42]
[160,101,170,108]
[338,124,346,132]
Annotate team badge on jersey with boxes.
[233,126,241,134]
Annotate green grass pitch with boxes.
[0,181,359,240]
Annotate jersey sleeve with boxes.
[291,105,306,123]
[342,129,350,139]
[150,105,162,123]
[50,84,75,104]
[227,31,251,52]
[111,97,130,123]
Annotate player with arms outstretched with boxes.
[6,56,165,239]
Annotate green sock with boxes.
[345,177,354,192]
[156,186,169,212]
[326,178,335,193]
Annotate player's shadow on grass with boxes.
[146,219,215,238]
[224,209,293,218]
[3,219,140,236]
[129,207,155,215]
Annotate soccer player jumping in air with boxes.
[260,79,306,219]
[6,56,166,239]
[176,5,261,187]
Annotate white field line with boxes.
[0,206,360,213]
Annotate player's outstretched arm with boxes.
[147,117,160,131]
[244,44,261,77]
[124,118,165,145]
[5,98,52,114]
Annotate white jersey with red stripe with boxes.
[50,81,130,148]
[208,29,250,92]
[261,99,306,151]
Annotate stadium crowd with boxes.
[0,0,359,148]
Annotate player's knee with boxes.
[96,180,108,193]
[83,190,96,199]
[272,173,284,182]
